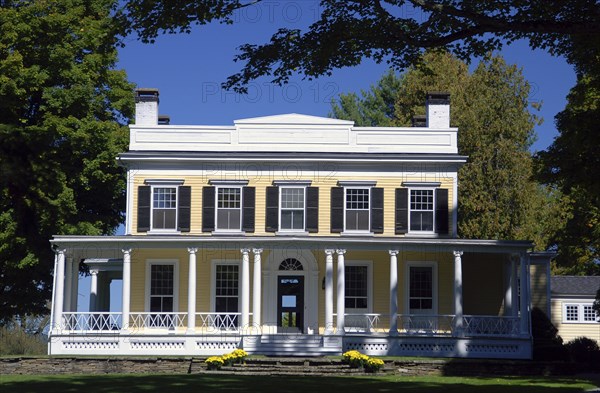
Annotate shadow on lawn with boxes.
[3,374,597,393]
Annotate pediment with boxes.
[234,113,354,126]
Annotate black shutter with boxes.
[435,188,449,235]
[242,187,255,232]
[177,186,191,232]
[395,188,408,234]
[306,186,319,233]
[202,186,215,232]
[371,187,384,233]
[137,185,151,232]
[330,187,344,233]
[265,186,279,232]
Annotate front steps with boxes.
[190,357,396,376]
[242,334,342,357]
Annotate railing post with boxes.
[336,249,346,335]
[324,249,334,334]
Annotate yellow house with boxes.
[48,89,553,358]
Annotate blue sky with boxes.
[79,2,577,312]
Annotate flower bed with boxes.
[205,349,248,370]
[342,350,385,373]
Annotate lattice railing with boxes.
[129,312,187,330]
[62,312,122,331]
[197,313,241,332]
[462,316,520,336]
[344,313,382,333]
[398,314,455,335]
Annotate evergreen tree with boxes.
[0,0,134,322]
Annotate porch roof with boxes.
[51,235,532,255]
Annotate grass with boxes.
[1,374,598,393]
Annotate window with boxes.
[345,188,370,231]
[216,187,241,231]
[215,264,239,329]
[280,187,305,231]
[150,264,174,313]
[410,189,434,232]
[408,265,435,314]
[564,303,598,323]
[345,265,368,310]
[152,187,177,230]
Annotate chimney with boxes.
[411,114,427,127]
[426,92,450,128]
[135,88,159,125]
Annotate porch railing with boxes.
[462,315,520,336]
[398,314,455,335]
[62,312,122,332]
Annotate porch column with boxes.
[519,253,530,334]
[121,248,132,330]
[453,251,464,336]
[89,270,98,312]
[53,248,66,331]
[511,256,518,318]
[336,249,346,335]
[252,248,263,328]
[324,249,334,334]
[64,257,73,312]
[504,257,517,316]
[389,250,399,335]
[240,248,250,330]
[70,259,79,311]
[187,247,198,333]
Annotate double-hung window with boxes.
[280,187,305,231]
[146,260,179,328]
[213,263,240,330]
[152,187,177,230]
[137,180,190,233]
[345,188,370,232]
[216,187,242,231]
[345,265,369,310]
[407,263,437,315]
[410,189,434,232]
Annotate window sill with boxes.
[147,230,181,235]
[341,231,373,236]
[211,231,245,236]
[276,231,309,236]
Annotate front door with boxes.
[277,276,304,333]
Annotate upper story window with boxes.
[137,180,190,233]
[331,181,383,234]
[216,187,242,231]
[152,187,177,230]
[266,181,318,234]
[203,180,255,233]
[396,182,448,236]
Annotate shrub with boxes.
[205,356,224,370]
[0,324,47,355]
[531,307,567,361]
[565,337,600,364]
[364,357,385,373]
[342,350,369,368]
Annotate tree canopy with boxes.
[332,52,560,250]
[0,0,134,321]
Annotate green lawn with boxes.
[1,374,598,393]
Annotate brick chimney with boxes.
[135,88,159,125]
[426,92,450,128]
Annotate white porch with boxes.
[48,236,542,359]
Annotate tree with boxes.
[0,0,134,322]
[331,51,559,247]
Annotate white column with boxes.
[504,257,516,316]
[71,259,79,311]
[89,270,98,312]
[240,248,250,330]
[324,249,335,334]
[252,248,263,328]
[53,249,66,331]
[519,252,530,334]
[389,250,399,335]
[453,251,464,336]
[336,249,346,335]
[187,247,198,333]
[511,257,519,318]
[64,257,73,312]
[121,248,132,330]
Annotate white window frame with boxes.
[214,186,243,233]
[210,260,241,314]
[145,179,184,234]
[343,186,372,234]
[144,259,179,315]
[404,261,438,315]
[279,185,307,232]
[344,261,373,313]
[563,302,599,323]
[408,187,436,235]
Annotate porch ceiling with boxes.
[51,235,532,255]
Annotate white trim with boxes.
[144,259,180,315]
[214,185,243,232]
[125,169,133,235]
[278,185,307,232]
[407,187,436,235]
[338,180,377,187]
[209,259,241,314]
[345,260,373,313]
[342,186,372,234]
[148,184,179,233]
[452,172,458,237]
[273,180,312,186]
[402,182,442,187]
[209,179,249,186]
[404,261,438,314]
[562,301,598,323]
[144,179,185,185]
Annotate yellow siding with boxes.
[131,173,454,237]
[530,264,548,314]
[551,300,600,343]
